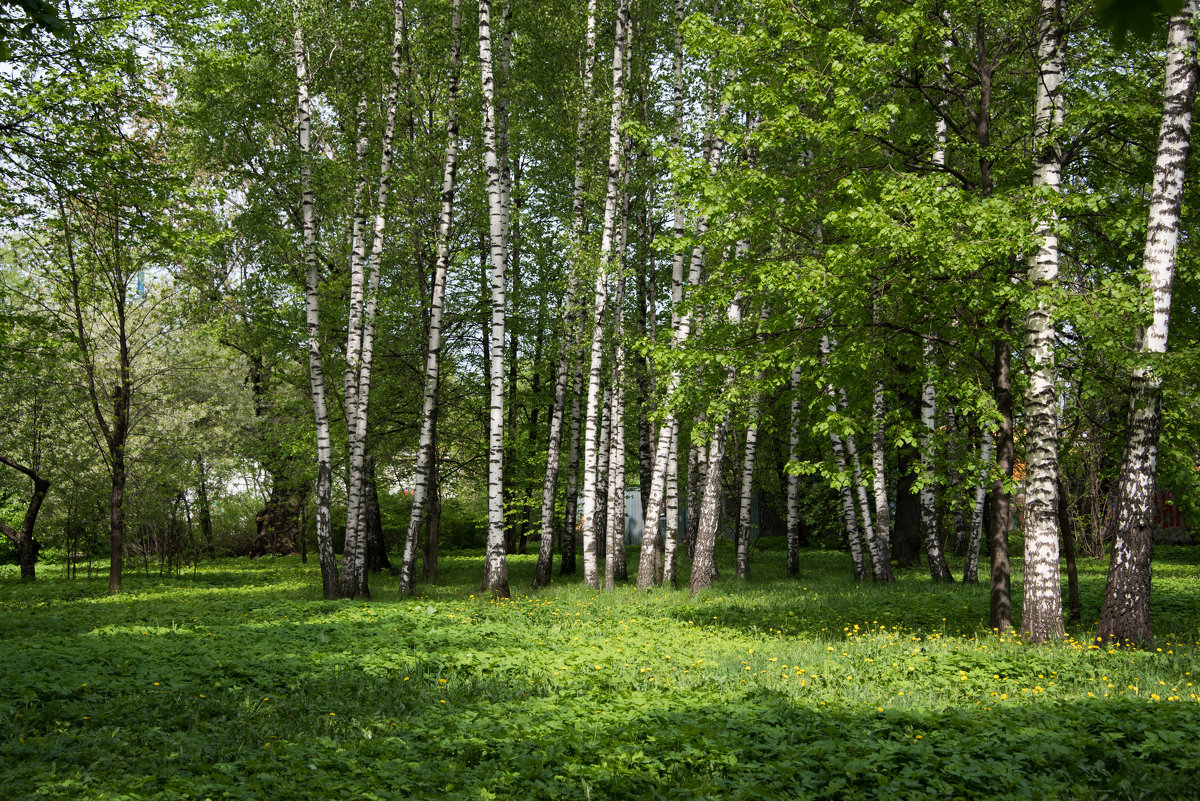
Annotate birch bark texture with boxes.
[400,0,461,596]
[1020,0,1066,641]
[1097,0,1198,647]
[340,0,407,600]
[532,0,597,589]
[294,13,338,600]
[580,0,629,590]
[478,0,510,598]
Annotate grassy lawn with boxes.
[3,543,1200,800]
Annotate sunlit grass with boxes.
[3,543,1200,799]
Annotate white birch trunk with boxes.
[818,334,866,581]
[919,341,953,581]
[595,386,613,558]
[786,364,803,576]
[401,0,461,596]
[662,430,680,585]
[294,13,338,600]
[580,0,628,590]
[872,379,891,570]
[1020,0,1066,642]
[478,0,510,598]
[1098,0,1197,647]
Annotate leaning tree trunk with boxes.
[478,0,510,598]
[401,0,461,595]
[1020,0,1066,643]
[579,0,628,590]
[1098,0,1198,648]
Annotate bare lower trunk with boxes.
[918,344,953,581]
[0,456,49,581]
[871,380,893,579]
[1098,1,1197,647]
[689,421,727,595]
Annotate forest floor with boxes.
[3,543,1200,800]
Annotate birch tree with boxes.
[1097,0,1198,647]
[479,0,511,598]
[1020,0,1066,642]
[579,0,629,590]
[401,0,462,596]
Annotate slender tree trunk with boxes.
[963,429,991,584]
[786,365,803,575]
[1020,0,1066,642]
[871,380,891,571]
[534,0,596,588]
[1058,473,1081,625]
[196,454,215,559]
[479,0,510,598]
[662,433,680,585]
[401,0,461,595]
[294,16,338,600]
[580,0,628,590]
[1098,0,1197,647]
[918,343,953,582]
[989,318,1015,631]
[561,364,583,574]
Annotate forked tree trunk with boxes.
[478,0,510,598]
[1098,0,1197,647]
[401,0,461,595]
[1020,0,1066,642]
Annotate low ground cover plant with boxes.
[3,546,1200,800]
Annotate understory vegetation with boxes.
[4,546,1200,800]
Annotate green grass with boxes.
[3,544,1200,800]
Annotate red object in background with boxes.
[1155,489,1185,529]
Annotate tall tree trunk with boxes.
[478,0,510,598]
[341,0,406,599]
[534,0,596,588]
[595,387,613,561]
[1020,0,1066,643]
[661,433,680,585]
[196,454,215,558]
[1098,0,1197,647]
[294,16,338,600]
[580,0,629,590]
[401,0,461,595]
